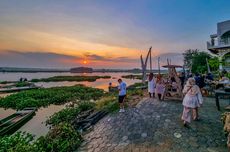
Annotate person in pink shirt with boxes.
[181,78,203,127]
[155,75,165,101]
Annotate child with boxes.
[155,75,165,100]
[148,73,156,98]
[181,78,203,127]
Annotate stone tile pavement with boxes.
[78,97,228,152]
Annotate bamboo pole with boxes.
[158,57,160,74]
[149,47,152,72]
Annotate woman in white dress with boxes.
[148,73,155,98]
[181,78,203,127]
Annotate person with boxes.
[181,78,203,127]
[222,69,228,75]
[206,73,214,81]
[194,73,201,85]
[155,75,165,101]
[118,79,127,113]
[179,72,186,89]
[148,73,155,98]
[171,77,177,92]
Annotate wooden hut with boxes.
[162,64,183,101]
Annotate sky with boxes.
[0,0,230,69]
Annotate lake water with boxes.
[0,72,141,137]
[0,72,140,91]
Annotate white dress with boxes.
[148,79,155,93]
[182,85,203,108]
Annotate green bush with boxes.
[0,132,34,152]
[47,102,96,126]
[0,123,83,152]
[0,85,104,110]
[31,75,111,82]
[46,107,80,126]
[15,82,31,87]
[34,123,82,152]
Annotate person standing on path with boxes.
[181,78,203,127]
[118,79,127,113]
[155,74,165,101]
[148,73,156,98]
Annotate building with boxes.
[207,20,230,71]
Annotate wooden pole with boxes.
[206,58,211,73]
[149,47,152,72]
[158,57,160,74]
[140,50,151,84]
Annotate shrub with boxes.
[0,132,34,152]
[34,123,82,152]
[0,85,104,110]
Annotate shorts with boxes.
[118,95,126,103]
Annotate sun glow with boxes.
[83,60,87,64]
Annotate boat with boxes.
[0,107,36,136]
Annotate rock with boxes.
[141,133,147,138]
[122,136,128,141]
[174,133,182,138]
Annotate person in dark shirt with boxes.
[179,72,186,88]
[206,73,214,81]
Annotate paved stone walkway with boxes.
[79,97,228,152]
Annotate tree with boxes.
[208,57,219,71]
[183,49,199,70]
[183,49,212,74]
[192,51,211,73]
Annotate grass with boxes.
[0,85,104,110]
[0,82,147,152]
[30,75,111,82]
[121,74,142,80]
[46,102,96,126]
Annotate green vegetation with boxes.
[208,57,219,72]
[15,82,31,87]
[95,94,118,112]
[47,102,95,126]
[127,82,146,88]
[31,75,111,82]
[0,81,8,84]
[35,123,82,152]
[0,82,146,151]
[0,123,82,152]
[0,85,104,110]
[183,49,212,73]
[121,74,142,80]
[0,132,34,152]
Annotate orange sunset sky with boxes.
[0,0,230,69]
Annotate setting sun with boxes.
[83,60,87,64]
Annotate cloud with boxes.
[0,50,80,68]
[84,53,138,63]
[0,50,184,69]
[0,50,140,68]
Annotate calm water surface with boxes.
[0,72,141,137]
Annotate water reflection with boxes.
[18,104,65,138]
[0,72,141,137]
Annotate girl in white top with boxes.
[181,78,203,127]
[148,73,155,98]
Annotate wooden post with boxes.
[140,50,151,84]
[149,47,152,72]
[206,58,211,73]
[158,57,160,74]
